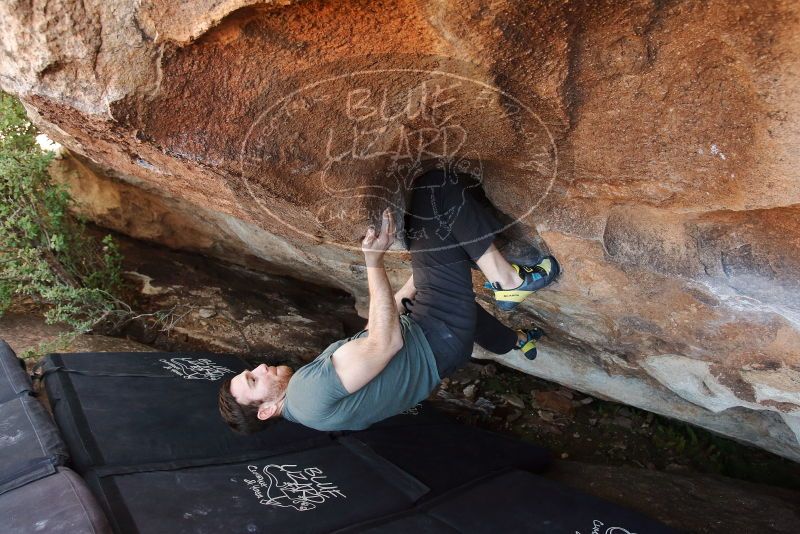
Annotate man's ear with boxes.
[256,403,278,421]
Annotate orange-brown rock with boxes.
[2,0,799,460]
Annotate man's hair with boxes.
[218,377,278,434]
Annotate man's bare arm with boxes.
[365,263,402,348]
[365,272,415,329]
[393,273,416,314]
[332,209,403,393]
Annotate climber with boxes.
[218,169,559,433]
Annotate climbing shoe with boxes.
[484,256,560,311]
[516,327,544,360]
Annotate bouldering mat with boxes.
[336,469,676,533]
[0,339,31,403]
[86,439,429,534]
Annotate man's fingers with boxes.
[379,208,390,237]
[362,226,376,246]
[379,208,395,240]
[363,209,396,252]
[386,208,395,237]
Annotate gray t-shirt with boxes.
[282,314,440,431]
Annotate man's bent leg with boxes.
[416,171,521,288]
[404,170,486,377]
[427,171,503,263]
[474,302,518,354]
[475,243,522,291]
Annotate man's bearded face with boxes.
[230,364,293,407]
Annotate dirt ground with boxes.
[432,361,800,492]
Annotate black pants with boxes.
[404,170,518,378]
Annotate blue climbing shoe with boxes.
[484,256,560,311]
[516,327,544,360]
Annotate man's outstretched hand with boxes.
[362,208,395,267]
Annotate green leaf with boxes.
[0,90,130,337]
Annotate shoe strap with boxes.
[515,330,530,349]
[518,263,548,279]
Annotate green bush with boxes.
[0,91,129,349]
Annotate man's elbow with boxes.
[370,333,404,355]
[387,333,404,354]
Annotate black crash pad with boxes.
[87,439,429,534]
[0,339,68,496]
[0,394,68,494]
[338,469,676,533]
[1,467,111,534]
[0,340,31,402]
[351,420,551,496]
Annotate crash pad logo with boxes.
[243,464,346,512]
[159,357,234,381]
[401,403,421,415]
[577,519,636,534]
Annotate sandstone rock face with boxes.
[2,0,799,460]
